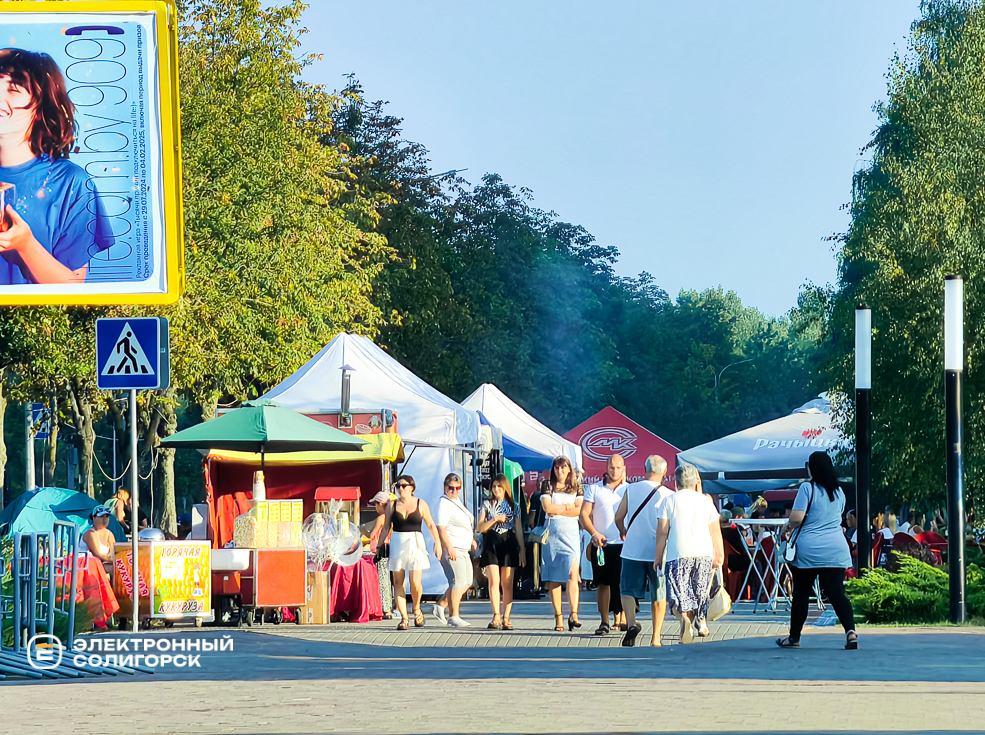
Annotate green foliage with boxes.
[335,90,821,445]
[846,553,985,623]
[825,0,985,514]
[170,0,391,405]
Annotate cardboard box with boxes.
[300,570,329,625]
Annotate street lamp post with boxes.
[944,275,966,623]
[714,358,755,405]
[855,307,872,575]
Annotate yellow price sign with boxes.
[149,540,211,618]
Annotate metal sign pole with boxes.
[130,388,139,634]
[24,404,34,494]
[95,316,169,633]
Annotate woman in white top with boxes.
[433,473,476,628]
[540,456,584,632]
[654,462,723,644]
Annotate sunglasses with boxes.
[446,485,462,491]
[396,482,414,489]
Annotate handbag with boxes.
[527,524,549,545]
[707,568,732,622]
[780,483,816,563]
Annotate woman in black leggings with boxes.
[776,452,858,650]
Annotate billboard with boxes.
[0,1,183,305]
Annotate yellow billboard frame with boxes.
[0,1,184,305]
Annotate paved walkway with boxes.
[2,596,984,734]
[259,599,791,647]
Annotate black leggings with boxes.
[789,566,856,639]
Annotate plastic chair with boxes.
[893,532,919,549]
[912,532,945,564]
[722,540,752,601]
[757,535,777,600]
[915,531,948,551]
[871,533,883,567]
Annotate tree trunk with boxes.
[0,369,6,512]
[80,402,96,498]
[45,410,58,487]
[68,379,97,498]
[159,399,178,537]
[195,386,221,422]
[105,393,128,484]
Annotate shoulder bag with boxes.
[707,568,732,621]
[780,483,816,563]
[586,485,659,563]
[527,496,551,545]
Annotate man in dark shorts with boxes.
[581,454,627,635]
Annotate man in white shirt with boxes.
[614,455,674,647]
[581,454,627,635]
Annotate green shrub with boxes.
[846,553,985,624]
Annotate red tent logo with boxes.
[581,427,638,462]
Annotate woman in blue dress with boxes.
[0,48,113,284]
[540,456,583,632]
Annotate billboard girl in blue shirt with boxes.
[0,48,114,285]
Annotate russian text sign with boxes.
[0,2,183,305]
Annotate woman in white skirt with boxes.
[380,475,443,629]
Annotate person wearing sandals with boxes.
[379,475,443,630]
[776,451,858,650]
[368,489,395,618]
[654,462,723,644]
[434,473,477,628]
[581,454,628,635]
[541,456,584,632]
[477,473,526,630]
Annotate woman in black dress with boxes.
[477,474,526,630]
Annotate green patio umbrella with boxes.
[159,399,367,466]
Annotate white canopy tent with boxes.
[461,383,582,472]
[262,332,482,592]
[677,396,847,496]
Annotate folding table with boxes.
[731,519,824,614]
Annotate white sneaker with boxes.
[447,616,471,628]
[432,604,448,626]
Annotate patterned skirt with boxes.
[376,556,393,614]
[666,557,713,619]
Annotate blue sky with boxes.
[300,2,921,316]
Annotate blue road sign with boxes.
[96,318,170,390]
[31,402,49,441]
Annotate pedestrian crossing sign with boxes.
[96,318,170,390]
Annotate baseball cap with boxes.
[90,505,112,518]
[369,490,392,504]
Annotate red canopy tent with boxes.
[565,406,680,486]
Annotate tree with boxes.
[824,0,985,514]
[335,85,819,448]
[140,0,393,534]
